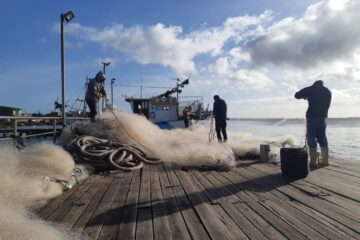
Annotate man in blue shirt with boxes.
[213,95,227,142]
[295,80,331,168]
[85,71,108,122]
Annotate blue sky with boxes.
[1,0,359,117]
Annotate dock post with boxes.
[53,119,57,144]
[260,144,270,162]
[12,119,18,138]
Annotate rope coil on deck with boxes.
[66,135,161,171]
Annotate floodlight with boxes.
[63,11,75,22]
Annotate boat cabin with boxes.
[125,96,179,123]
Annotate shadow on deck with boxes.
[37,158,360,240]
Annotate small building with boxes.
[0,106,22,116]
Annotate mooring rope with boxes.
[66,135,161,171]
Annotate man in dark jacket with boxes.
[213,95,227,142]
[85,71,108,122]
[295,80,331,167]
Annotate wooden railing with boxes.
[0,116,89,144]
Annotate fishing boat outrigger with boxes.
[125,79,211,129]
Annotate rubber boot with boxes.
[319,147,329,167]
[309,148,318,168]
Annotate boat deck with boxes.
[37,158,360,240]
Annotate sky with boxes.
[0,0,359,118]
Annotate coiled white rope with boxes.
[66,135,161,171]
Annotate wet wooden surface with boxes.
[37,158,360,239]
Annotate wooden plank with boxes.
[36,177,83,218]
[163,164,210,240]
[187,170,249,239]
[192,170,239,204]
[240,165,355,240]
[212,203,249,240]
[158,165,191,240]
[312,165,360,184]
[304,171,360,201]
[249,162,360,240]
[326,165,360,178]
[236,202,288,240]
[220,202,268,240]
[212,170,287,240]
[249,162,360,223]
[249,162,360,211]
[149,165,172,240]
[71,176,115,233]
[312,166,360,185]
[116,169,142,240]
[46,175,101,222]
[136,165,153,240]
[189,170,226,204]
[290,180,360,211]
[325,159,360,175]
[214,170,308,240]
[264,198,347,240]
[97,171,133,240]
[290,200,360,240]
[83,173,124,240]
[174,168,243,240]
[59,175,114,232]
[246,163,360,233]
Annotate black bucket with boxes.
[280,147,309,179]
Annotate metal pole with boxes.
[83,77,88,117]
[60,15,66,126]
[101,62,110,111]
[101,64,105,112]
[111,78,115,109]
[53,119,57,143]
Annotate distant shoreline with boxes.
[229,117,360,120]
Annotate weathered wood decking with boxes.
[37,158,360,239]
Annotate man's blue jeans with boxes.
[306,118,328,148]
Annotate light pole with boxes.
[111,78,116,109]
[60,11,75,126]
[101,61,111,75]
[100,62,111,111]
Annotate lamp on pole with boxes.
[101,61,111,75]
[60,11,75,126]
[111,78,116,109]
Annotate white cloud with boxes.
[246,0,360,71]
[50,0,360,117]
[58,11,272,75]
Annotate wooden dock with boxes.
[37,158,360,240]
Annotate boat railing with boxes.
[0,116,89,145]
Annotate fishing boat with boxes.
[125,79,211,129]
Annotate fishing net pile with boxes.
[61,111,296,172]
[61,112,164,171]
[61,111,237,171]
[0,143,81,240]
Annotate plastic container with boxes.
[280,147,309,179]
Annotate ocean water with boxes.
[210,118,360,161]
[2,117,359,162]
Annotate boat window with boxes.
[155,106,170,110]
[142,101,148,109]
